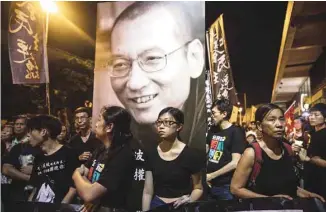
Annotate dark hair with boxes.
[100,106,133,149]
[211,98,233,120]
[27,115,62,140]
[158,107,184,140]
[310,103,326,118]
[74,107,91,117]
[14,114,28,124]
[255,103,284,123]
[111,2,203,44]
[294,115,304,123]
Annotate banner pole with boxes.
[205,30,213,101]
[44,12,50,115]
[285,100,296,114]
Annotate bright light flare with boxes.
[40,0,58,13]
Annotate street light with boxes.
[40,0,58,13]
[40,0,58,115]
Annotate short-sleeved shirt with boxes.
[305,128,326,198]
[68,132,102,164]
[29,145,80,203]
[85,143,134,208]
[206,125,245,186]
[146,145,205,198]
[2,142,40,200]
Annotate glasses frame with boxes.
[108,40,193,78]
[155,120,178,127]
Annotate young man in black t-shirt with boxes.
[26,115,79,204]
[206,98,245,200]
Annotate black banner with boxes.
[8,1,48,84]
[208,14,238,105]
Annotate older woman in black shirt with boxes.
[230,103,324,202]
[142,107,204,211]
[72,106,134,210]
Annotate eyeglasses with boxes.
[107,40,192,78]
[155,120,178,127]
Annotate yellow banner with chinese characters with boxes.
[8,1,48,84]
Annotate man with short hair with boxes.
[27,115,79,203]
[69,107,102,164]
[249,121,257,131]
[206,98,245,200]
[2,125,40,202]
[108,1,206,150]
[12,115,29,146]
[299,103,326,199]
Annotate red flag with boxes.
[284,101,296,136]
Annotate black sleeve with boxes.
[3,144,21,167]
[97,147,133,192]
[309,139,326,159]
[231,127,246,154]
[29,155,40,187]
[66,149,80,187]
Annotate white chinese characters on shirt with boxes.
[37,160,65,175]
[134,149,145,181]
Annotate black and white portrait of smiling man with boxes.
[93,1,206,150]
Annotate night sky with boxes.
[206,2,287,107]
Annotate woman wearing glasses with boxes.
[72,106,134,210]
[142,107,204,211]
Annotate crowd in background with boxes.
[1,102,326,211]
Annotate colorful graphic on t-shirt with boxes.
[208,135,225,163]
[88,160,105,183]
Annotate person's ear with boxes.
[176,124,183,132]
[105,123,114,133]
[40,129,47,137]
[186,39,204,79]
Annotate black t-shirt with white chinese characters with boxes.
[206,125,245,187]
[85,143,134,209]
[145,145,205,198]
[2,142,40,201]
[305,128,326,198]
[126,138,147,211]
[30,145,79,203]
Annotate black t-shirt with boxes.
[68,131,102,164]
[30,145,80,203]
[126,139,147,211]
[251,146,298,197]
[85,143,134,208]
[2,142,40,197]
[305,128,326,198]
[206,125,245,186]
[146,145,205,198]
